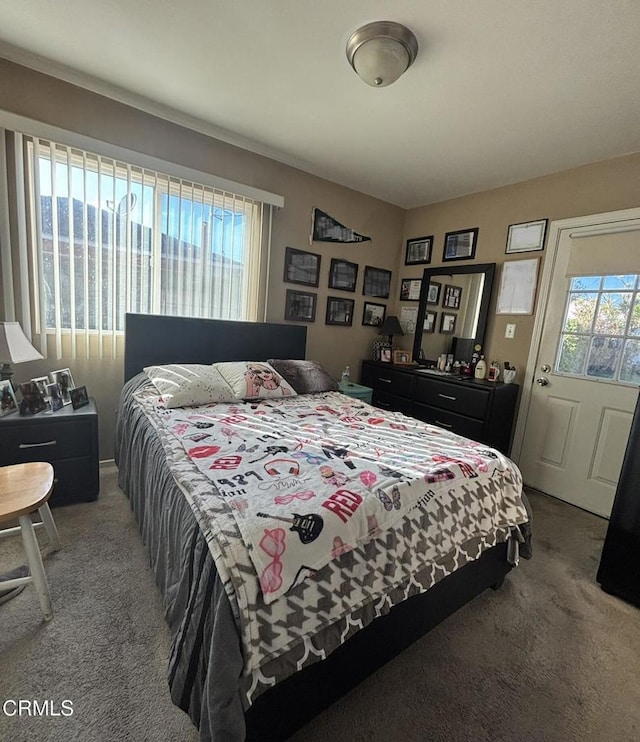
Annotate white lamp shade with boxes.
[0,322,43,363]
[352,37,411,87]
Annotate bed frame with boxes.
[123,312,513,741]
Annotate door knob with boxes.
[541,364,551,373]
[536,377,549,386]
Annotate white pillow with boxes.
[143,364,238,408]
[215,361,297,400]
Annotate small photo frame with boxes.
[325,296,354,326]
[380,347,392,363]
[363,301,387,327]
[405,236,433,266]
[505,219,548,253]
[0,379,18,417]
[423,311,437,333]
[284,289,317,322]
[46,382,64,412]
[328,258,358,292]
[393,349,412,365]
[18,381,48,415]
[427,281,442,305]
[70,385,90,410]
[440,313,457,334]
[372,339,391,361]
[31,376,50,398]
[283,246,321,287]
[400,278,422,302]
[443,284,462,309]
[363,266,392,299]
[49,368,75,405]
[443,228,479,262]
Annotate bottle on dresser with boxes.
[341,366,351,384]
[474,355,487,380]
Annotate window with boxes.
[557,275,640,384]
[27,139,264,338]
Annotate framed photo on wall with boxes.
[363,301,386,327]
[362,266,392,299]
[505,219,548,253]
[427,281,442,305]
[325,296,354,326]
[400,278,422,301]
[442,228,479,262]
[284,289,317,322]
[440,312,457,334]
[283,246,321,287]
[423,310,437,333]
[405,236,433,266]
[328,258,358,292]
[443,284,462,309]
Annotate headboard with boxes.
[124,313,307,381]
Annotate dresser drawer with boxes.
[0,419,93,465]
[361,366,415,399]
[415,378,489,419]
[413,402,485,441]
[372,390,414,417]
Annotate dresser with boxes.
[0,399,99,506]
[361,361,519,454]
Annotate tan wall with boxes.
[399,154,640,378]
[0,59,404,458]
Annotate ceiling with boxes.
[0,0,639,209]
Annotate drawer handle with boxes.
[19,440,57,449]
[377,401,392,408]
[438,393,457,401]
[378,378,392,384]
[435,420,453,429]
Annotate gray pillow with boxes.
[267,359,339,394]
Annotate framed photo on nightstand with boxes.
[0,380,18,417]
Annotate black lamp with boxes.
[378,315,404,347]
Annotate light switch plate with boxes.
[505,323,516,339]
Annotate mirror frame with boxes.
[412,262,496,365]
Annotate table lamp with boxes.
[0,322,44,389]
[378,315,404,347]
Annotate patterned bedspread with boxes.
[133,387,528,693]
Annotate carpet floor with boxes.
[0,465,638,742]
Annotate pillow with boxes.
[267,359,339,394]
[215,361,297,400]
[143,364,238,408]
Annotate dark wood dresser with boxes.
[0,399,99,506]
[361,360,519,454]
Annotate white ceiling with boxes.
[1,0,639,209]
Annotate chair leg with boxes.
[38,502,61,551]
[18,514,53,621]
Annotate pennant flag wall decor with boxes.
[311,208,371,244]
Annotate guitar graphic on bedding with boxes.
[257,511,324,544]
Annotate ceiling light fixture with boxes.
[346,21,418,87]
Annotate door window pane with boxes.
[570,276,601,291]
[557,335,589,375]
[565,292,597,333]
[629,296,640,336]
[586,336,622,380]
[602,274,637,290]
[620,339,640,384]
[593,293,633,335]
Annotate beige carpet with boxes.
[1,465,638,742]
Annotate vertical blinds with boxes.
[25,137,265,359]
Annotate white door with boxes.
[513,209,640,518]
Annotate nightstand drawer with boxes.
[414,402,485,441]
[49,457,98,506]
[415,378,489,419]
[0,419,93,465]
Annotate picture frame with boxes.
[400,277,422,302]
[49,368,75,405]
[362,265,392,299]
[440,312,457,334]
[283,246,321,287]
[505,219,548,253]
[0,379,18,417]
[423,310,437,333]
[328,258,358,292]
[372,339,391,361]
[442,228,479,262]
[427,281,442,305]
[18,381,48,415]
[325,296,354,326]
[443,284,462,309]
[284,289,317,322]
[405,236,433,266]
[363,301,387,327]
[380,347,392,363]
[46,382,64,412]
[393,349,412,365]
[70,385,90,410]
[31,376,50,398]
[496,257,540,315]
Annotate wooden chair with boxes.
[0,462,61,620]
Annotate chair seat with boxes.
[0,463,55,523]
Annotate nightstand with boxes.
[338,381,373,404]
[0,399,99,506]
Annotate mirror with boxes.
[412,262,496,366]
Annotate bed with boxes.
[115,312,531,741]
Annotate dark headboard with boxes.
[124,313,307,381]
